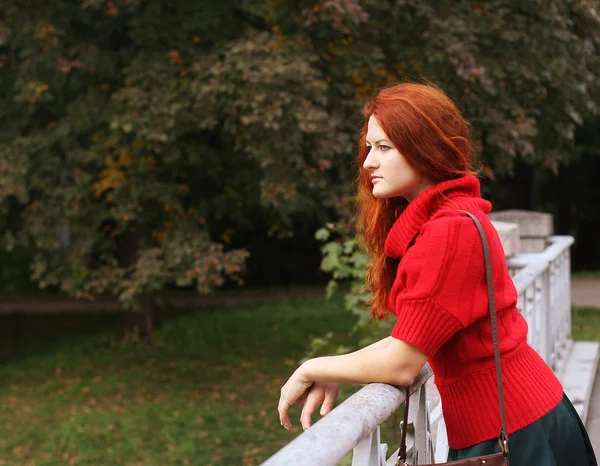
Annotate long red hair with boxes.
[356,82,477,319]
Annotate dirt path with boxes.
[0,278,597,314]
[0,286,328,314]
[571,278,600,308]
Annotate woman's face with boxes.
[363,115,433,201]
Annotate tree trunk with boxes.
[115,221,159,342]
[118,297,158,343]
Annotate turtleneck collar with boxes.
[384,174,490,258]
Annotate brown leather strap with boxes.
[396,210,509,464]
[459,210,509,452]
[396,387,409,465]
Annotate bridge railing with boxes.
[261,365,436,466]
[507,235,573,371]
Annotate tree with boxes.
[0,0,357,336]
[0,1,255,336]
[1,0,599,341]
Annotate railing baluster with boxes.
[538,268,551,367]
[407,384,427,464]
[352,427,385,466]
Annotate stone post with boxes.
[488,209,553,254]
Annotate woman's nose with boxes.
[363,151,378,170]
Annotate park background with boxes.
[2,1,600,465]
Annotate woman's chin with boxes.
[372,188,408,201]
[371,188,390,199]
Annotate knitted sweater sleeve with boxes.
[390,215,484,356]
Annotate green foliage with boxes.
[0,1,261,307]
[0,245,38,292]
[2,0,600,304]
[309,220,393,358]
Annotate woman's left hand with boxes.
[278,365,313,430]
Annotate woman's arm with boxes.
[355,336,393,353]
[302,337,426,386]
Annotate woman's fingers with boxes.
[299,383,339,430]
[278,375,313,430]
[300,387,324,431]
[278,391,293,430]
[320,384,339,416]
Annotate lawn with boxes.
[571,270,600,280]
[2,299,599,466]
[572,306,600,341]
[0,296,359,466]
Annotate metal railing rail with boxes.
[262,366,433,466]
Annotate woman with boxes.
[277,82,597,464]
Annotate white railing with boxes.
[261,235,574,465]
[261,365,436,466]
[508,235,574,371]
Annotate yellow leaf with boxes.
[118,150,131,166]
[94,167,125,197]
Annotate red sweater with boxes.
[384,174,563,449]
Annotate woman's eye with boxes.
[380,145,391,151]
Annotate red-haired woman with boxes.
[278,83,597,465]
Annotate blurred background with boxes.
[1,1,600,465]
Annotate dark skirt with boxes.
[447,393,597,465]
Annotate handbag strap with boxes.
[396,210,509,465]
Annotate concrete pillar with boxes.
[489,209,553,254]
[490,220,520,257]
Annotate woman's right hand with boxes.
[297,382,339,431]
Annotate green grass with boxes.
[571,270,600,280]
[0,296,359,466]
[572,306,600,341]
[5,301,598,466]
